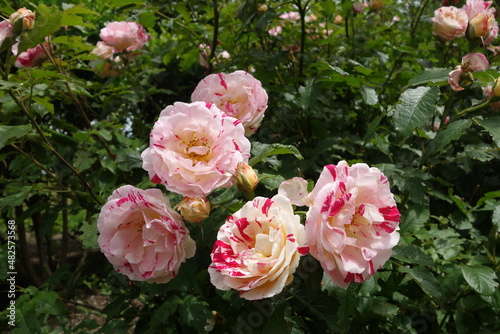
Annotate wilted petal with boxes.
[462,52,489,71]
[448,67,465,91]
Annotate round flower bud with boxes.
[334,15,344,25]
[235,162,259,198]
[9,7,35,31]
[178,197,211,223]
[492,78,500,97]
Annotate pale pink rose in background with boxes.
[278,177,312,207]
[141,101,251,198]
[12,42,48,68]
[0,20,13,44]
[268,25,283,36]
[100,21,150,52]
[191,71,268,136]
[97,185,196,283]
[353,2,368,14]
[197,44,231,69]
[431,6,468,41]
[448,52,489,91]
[9,7,35,30]
[279,11,301,21]
[305,161,400,288]
[209,194,309,300]
[91,41,115,60]
[334,15,344,25]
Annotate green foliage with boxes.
[1,0,500,333]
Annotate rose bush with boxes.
[97,185,196,283]
[209,194,308,300]
[305,161,400,288]
[141,101,251,198]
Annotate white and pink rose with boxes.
[305,161,400,288]
[209,195,309,300]
[431,6,468,41]
[97,185,196,283]
[191,71,268,136]
[141,101,251,198]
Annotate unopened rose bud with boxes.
[334,15,343,25]
[468,13,495,39]
[178,197,211,223]
[258,4,268,12]
[235,162,258,199]
[9,8,35,31]
[492,79,500,97]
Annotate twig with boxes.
[208,0,220,74]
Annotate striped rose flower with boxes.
[305,161,400,288]
[141,101,250,198]
[191,71,268,136]
[97,185,196,283]
[209,195,308,300]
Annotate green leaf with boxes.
[61,14,84,26]
[361,85,378,105]
[74,151,96,172]
[106,0,147,8]
[289,290,342,332]
[30,69,84,86]
[460,265,499,295]
[62,5,98,15]
[17,5,62,53]
[300,78,320,111]
[179,295,212,333]
[139,11,156,28]
[115,148,143,171]
[371,297,399,317]
[0,184,33,209]
[492,206,500,233]
[392,86,440,137]
[392,245,435,267]
[0,124,32,149]
[147,295,181,331]
[426,119,472,156]
[476,116,500,147]
[400,204,429,233]
[249,142,303,166]
[78,219,99,250]
[399,267,443,301]
[32,96,54,115]
[0,79,24,89]
[406,68,451,87]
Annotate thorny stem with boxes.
[41,44,115,159]
[8,90,102,204]
[10,144,77,199]
[208,0,220,74]
[410,0,431,39]
[295,0,313,78]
